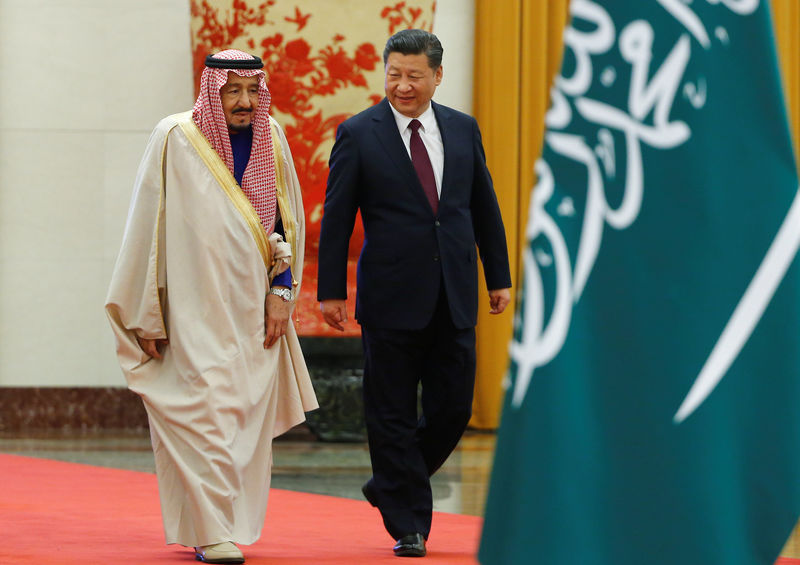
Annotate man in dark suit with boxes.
[317,29,511,557]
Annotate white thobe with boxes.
[105,111,317,547]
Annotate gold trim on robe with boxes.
[269,116,299,286]
[154,130,169,337]
[173,111,273,270]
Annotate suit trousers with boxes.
[360,286,476,540]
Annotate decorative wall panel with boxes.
[190,1,436,335]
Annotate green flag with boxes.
[480,1,800,564]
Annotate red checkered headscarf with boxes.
[192,49,277,235]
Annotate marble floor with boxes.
[0,428,495,518]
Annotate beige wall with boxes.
[433,0,475,114]
[0,0,194,386]
[0,0,475,387]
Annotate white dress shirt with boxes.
[388,102,444,197]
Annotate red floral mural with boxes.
[190,0,436,336]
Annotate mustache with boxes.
[232,108,253,115]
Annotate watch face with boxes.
[271,288,292,301]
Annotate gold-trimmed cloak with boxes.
[105,112,317,547]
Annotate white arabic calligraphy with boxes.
[509,0,797,422]
[656,0,758,47]
[510,1,692,408]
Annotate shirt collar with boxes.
[389,101,438,134]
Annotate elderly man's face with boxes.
[220,71,260,132]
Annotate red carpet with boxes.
[3,453,799,564]
[0,454,480,564]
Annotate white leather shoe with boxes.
[194,541,245,563]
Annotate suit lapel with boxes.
[372,100,419,187]
[431,101,453,205]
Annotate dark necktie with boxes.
[409,119,438,214]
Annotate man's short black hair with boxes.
[383,29,443,70]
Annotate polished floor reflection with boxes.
[0,429,495,517]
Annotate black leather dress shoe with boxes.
[393,533,426,557]
[361,480,378,507]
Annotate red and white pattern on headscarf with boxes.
[192,49,277,235]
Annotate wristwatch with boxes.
[269,287,293,302]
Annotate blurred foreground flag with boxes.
[480,2,800,564]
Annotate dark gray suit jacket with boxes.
[317,98,511,330]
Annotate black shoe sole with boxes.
[393,548,426,557]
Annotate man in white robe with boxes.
[105,50,317,564]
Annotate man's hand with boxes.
[136,336,169,359]
[265,288,292,348]
[320,299,348,331]
[488,288,511,315]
